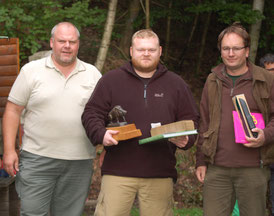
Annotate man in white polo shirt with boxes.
[2,22,101,216]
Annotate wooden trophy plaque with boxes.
[106,105,142,141]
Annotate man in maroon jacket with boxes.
[82,29,199,216]
[195,23,274,216]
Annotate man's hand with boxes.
[196,166,207,183]
[3,151,19,177]
[102,130,119,146]
[244,128,265,148]
[169,135,189,148]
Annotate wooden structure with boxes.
[0,38,20,117]
[0,177,20,216]
[0,37,20,216]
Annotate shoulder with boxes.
[21,57,47,71]
[163,70,187,85]
[251,62,274,84]
[78,60,101,76]
[101,63,131,80]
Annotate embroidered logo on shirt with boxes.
[154,93,164,97]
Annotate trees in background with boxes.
[0,0,273,208]
[0,0,273,76]
[0,0,106,60]
[95,0,118,71]
[249,0,265,63]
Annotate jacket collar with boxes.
[211,60,267,83]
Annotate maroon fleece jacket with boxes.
[82,62,199,181]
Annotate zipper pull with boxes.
[144,84,147,99]
[230,88,234,96]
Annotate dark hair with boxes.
[259,53,274,68]
[217,22,250,51]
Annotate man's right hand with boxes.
[3,151,19,177]
[102,130,119,146]
[195,165,207,183]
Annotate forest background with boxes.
[1,0,274,211]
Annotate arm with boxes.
[253,82,274,146]
[2,101,25,176]
[82,77,113,145]
[195,80,210,168]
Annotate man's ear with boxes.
[159,46,162,56]
[129,46,133,57]
[50,38,53,49]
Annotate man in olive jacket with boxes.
[195,23,274,216]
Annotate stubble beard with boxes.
[132,57,159,73]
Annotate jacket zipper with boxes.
[144,84,148,107]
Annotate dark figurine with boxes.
[107,105,127,127]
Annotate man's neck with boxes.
[226,65,248,76]
[134,68,156,78]
[52,56,76,78]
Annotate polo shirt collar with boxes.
[45,55,86,74]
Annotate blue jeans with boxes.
[16,150,93,216]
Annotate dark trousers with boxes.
[203,165,270,216]
[270,167,274,215]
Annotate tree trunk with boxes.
[249,0,264,63]
[145,0,150,28]
[179,12,199,68]
[95,0,118,72]
[163,0,172,62]
[119,0,140,57]
[195,12,211,76]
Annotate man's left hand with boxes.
[169,135,189,148]
[244,128,265,148]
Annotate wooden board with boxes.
[150,120,195,137]
[107,124,142,141]
[0,38,20,117]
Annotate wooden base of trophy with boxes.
[107,124,142,141]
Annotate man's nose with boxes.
[64,41,70,47]
[144,50,149,55]
[228,49,234,56]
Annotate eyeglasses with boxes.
[221,46,246,53]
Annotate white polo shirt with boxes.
[8,56,101,160]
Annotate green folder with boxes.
[138,129,198,145]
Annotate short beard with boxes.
[132,58,159,73]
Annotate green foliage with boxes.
[175,148,203,207]
[0,0,106,60]
[185,0,264,25]
[257,0,274,55]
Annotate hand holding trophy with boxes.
[107,105,142,141]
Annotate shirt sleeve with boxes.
[8,68,31,107]
[195,80,210,167]
[176,78,200,150]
